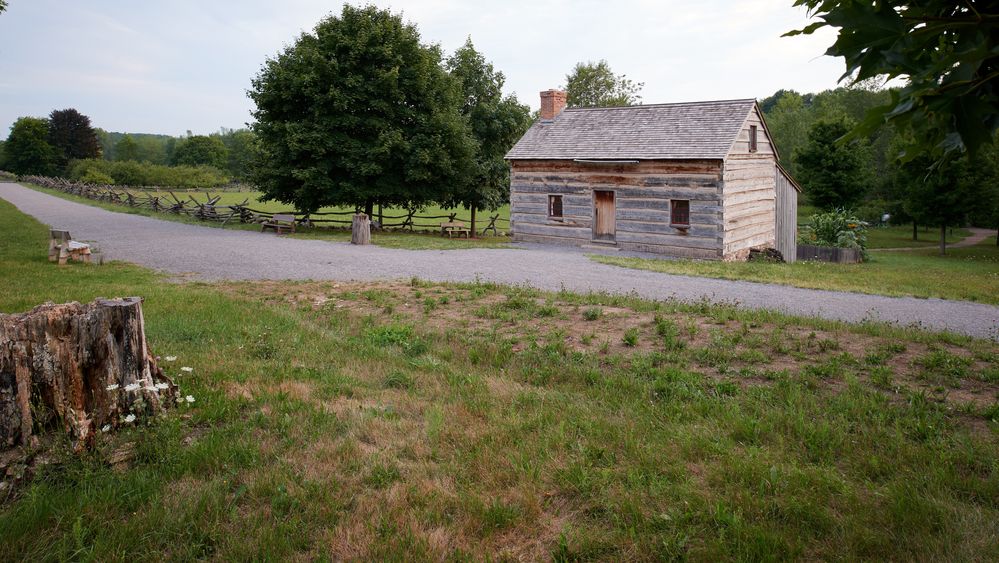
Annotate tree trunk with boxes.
[470,207,477,239]
[913,221,918,241]
[364,200,374,218]
[377,204,383,228]
[940,224,947,256]
[0,297,176,452]
[351,213,371,245]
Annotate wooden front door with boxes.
[593,190,616,241]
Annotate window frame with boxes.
[548,194,564,220]
[749,125,758,153]
[670,199,690,228]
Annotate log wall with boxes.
[721,154,777,260]
[509,160,724,258]
[775,166,799,263]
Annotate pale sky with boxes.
[0,0,845,137]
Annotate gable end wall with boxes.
[722,106,778,259]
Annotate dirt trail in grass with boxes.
[3,182,998,339]
[877,227,995,251]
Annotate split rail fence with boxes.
[21,177,510,236]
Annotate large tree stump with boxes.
[0,297,176,452]
[351,213,371,245]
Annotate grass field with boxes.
[117,189,513,224]
[593,239,999,305]
[2,197,999,560]
[24,184,511,251]
[866,225,974,249]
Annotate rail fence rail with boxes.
[20,176,510,235]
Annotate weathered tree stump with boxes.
[0,297,176,452]
[351,213,371,245]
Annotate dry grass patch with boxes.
[239,279,999,420]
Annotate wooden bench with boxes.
[48,230,92,265]
[440,221,471,238]
[261,213,296,235]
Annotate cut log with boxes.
[0,297,176,452]
[351,213,371,245]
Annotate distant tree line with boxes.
[96,128,257,181]
[783,0,999,250]
[761,84,999,249]
[1,108,258,187]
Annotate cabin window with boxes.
[548,195,563,219]
[749,125,758,153]
[670,200,690,227]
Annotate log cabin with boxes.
[505,90,800,261]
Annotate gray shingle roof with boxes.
[505,99,756,160]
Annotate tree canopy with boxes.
[114,135,140,162]
[564,60,643,108]
[443,38,531,230]
[895,153,976,253]
[172,135,228,170]
[795,118,872,210]
[787,1,999,169]
[249,5,474,215]
[47,108,101,170]
[219,128,258,182]
[4,117,55,175]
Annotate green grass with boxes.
[2,197,999,560]
[23,183,511,250]
[866,225,973,249]
[592,241,999,304]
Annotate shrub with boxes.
[67,158,229,189]
[79,168,114,185]
[799,208,869,260]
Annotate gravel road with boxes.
[2,182,997,339]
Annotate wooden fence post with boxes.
[351,213,371,245]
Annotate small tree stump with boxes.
[0,297,176,452]
[351,213,371,245]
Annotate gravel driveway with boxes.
[3,182,997,339]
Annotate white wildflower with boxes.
[144,385,157,392]
[105,384,120,391]
[123,414,136,423]
[155,383,169,390]
[101,424,111,433]
[180,367,193,373]
[164,356,177,362]
[185,395,195,404]
[124,383,140,392]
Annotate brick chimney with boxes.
[540,89,567,121]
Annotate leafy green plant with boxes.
[582,307,602,321]
[622,328,639,347]
[365,324,413,347]
[800,209,869,259]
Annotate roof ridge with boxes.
[563,99,756,112]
